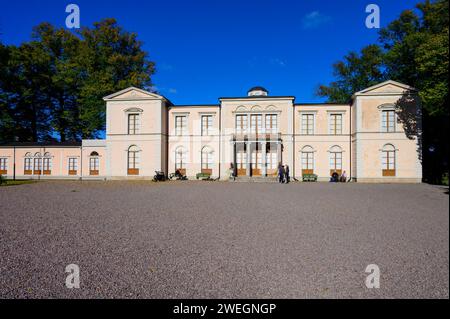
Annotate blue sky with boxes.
[0,0,419,104]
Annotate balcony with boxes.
[232,132,281,142]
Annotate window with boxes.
[33,153,42,175]
[265,115,278,134]
[382,144,396,176]
[250,114,262,134]
[175,116,187,136]
[329,146,343,175]
[128,114,139,135]
[89,152,99,176]
[201,147,213,174]
[236,115,247,134]
[127,146,140,175]
[301,146,314,175]
[0,158,7,174]
[382,110,396,132]
[301,114,315,135]
[330,114,343,135]
[43,153,52,175]
[201,115,213,136]
[175,147,186,175]
[68,158,78,175]
[24,153,32,175]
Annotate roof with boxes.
[0,141,82,148]
[248,86,268,93]
[354,80,416,95]
[220,95,295,101]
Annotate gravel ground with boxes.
[0,181,448,299]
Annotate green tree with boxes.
[316,44,386,103]
[0,18,155,142]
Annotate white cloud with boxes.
[301,11,331,29]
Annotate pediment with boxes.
[103,87,164,101]
[356,80,416,95]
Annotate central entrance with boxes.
[233,139,282,178]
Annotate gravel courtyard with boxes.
[0,181,448,299]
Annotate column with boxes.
[246,141,251,177]
[277,142,282,166]
[262,141,267,177]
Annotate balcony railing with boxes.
[232,132,281,142]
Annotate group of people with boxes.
[330,170,347,183]
[278,164,290,184]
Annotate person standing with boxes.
[285,164,290,184]
[278,163,284,183]
[340,171,347,183]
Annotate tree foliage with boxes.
[0,18,155,142]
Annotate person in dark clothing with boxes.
[284,165,290,184]
[278,164,284,183]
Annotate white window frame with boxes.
[175,115,188,136]
[201,115,213,136]
[301,113,316,135]
[0,158,7,172]
[329,113,343,135]
[128,113,140,135]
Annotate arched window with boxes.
[301,146,314,175]
[127,146,140,175]
[175,146,186,175]
[201,146,213,174]
[382,144,396,176]
[24,153,33,175]
[89,151,100,176]
[329,145,343,176]
[43,152,52,175]
[33,152,42,175]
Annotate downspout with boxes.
[218,104,222,180]
[292,103,295,179]
[349,102,353,182]
[80,145,83,182]
[13,145,16,181]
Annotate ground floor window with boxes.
[43,153,52,175]
[33,154,42,175]
[0,158,7,174]
[382,144,396,176]
[68,158,78,175]
[175,147,186,175]
[89,152,99,176]
[329,146,343,176]
[127,146,140,175]
[301,146,314,175]
[201,147,213,174]
[24,154,32,175]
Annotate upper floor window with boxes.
[301,114,315,135]
[329,114,343,135]
[250,114,262,134]
[236,115,247,134]
[201,115,213,136]
[382,110,396,132]
[265,114,278,134]
[128,114,139,135]
[175,116,187,136]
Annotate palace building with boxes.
[0,80,422,183]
